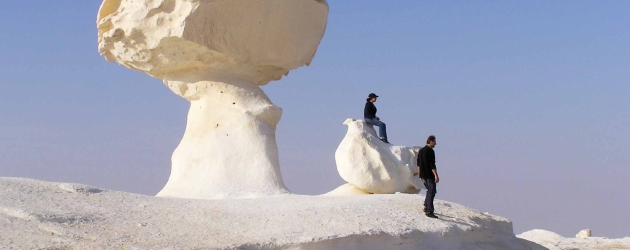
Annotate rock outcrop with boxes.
[0,177,539,249]
[334,118,423,195]
[96,0,328,199]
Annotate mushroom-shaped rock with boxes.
[97,0,328,199]
[335,118,424,194]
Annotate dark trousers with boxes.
[423,179,437,213]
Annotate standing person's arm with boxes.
[432,169,439,183]
[430,150,439,183]
[417,150,422,179]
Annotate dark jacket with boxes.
[417,146,437,180]
[364,102,377,119]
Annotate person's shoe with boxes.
[425,213,439,219]
[423,207,427,213]
[380,137,390,144]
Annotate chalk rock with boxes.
[96,0,328,199]
[518,229,630,250]
[576,229,591,238]
[335,118,423,194]
[97,0,329,86]
[1,177,538,250]
[155,80,290,199]
[323,183,371,196]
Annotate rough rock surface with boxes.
[155,79,290,199]
[518,229,630,250]
[96,0,329,199]
[0,177,538,249]
[97,0,329,85]
[335,118,423,194]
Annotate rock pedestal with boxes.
[157,78,286,198]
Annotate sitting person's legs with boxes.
[364,118,388,140]
[379,122,387,139]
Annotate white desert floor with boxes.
[1,177,628,250]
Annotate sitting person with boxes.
[364,93,389,143]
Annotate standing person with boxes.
[418,135,439,218]
[364,93,389,143]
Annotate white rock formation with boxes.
[335,118,424,194]
[96,0,329,198]
[518,229,630,250]
[576,229,592,238]
[0,177,539,249]
[8,177,630,250]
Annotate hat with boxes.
[368,93,379,98]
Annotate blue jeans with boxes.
[423,179,437,213]
[364,118,387,139]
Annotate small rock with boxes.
[576,229,591,238]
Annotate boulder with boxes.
[335,118,423,194]
[576,229,591,238]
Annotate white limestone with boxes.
[0,177,537,249]
[322,183,371,196]
[6,177,629,249]
[97,0,328,85]
[96,0,329,198]
[518,229,630,250]
[576,228,591,238]
[335,118,424,194]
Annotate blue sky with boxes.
[1,1,629,237]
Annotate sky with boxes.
[1,0,629,238]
